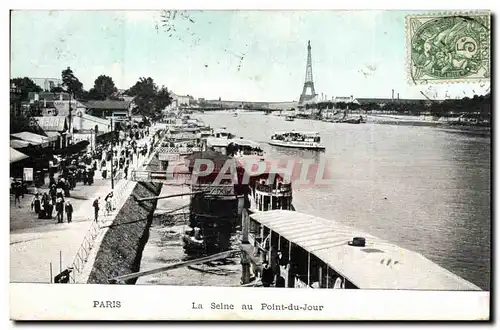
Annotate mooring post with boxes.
[241,209,249,244]
[240,209,251,284]
[240,250,251,285]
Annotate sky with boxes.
[10,10,490,102]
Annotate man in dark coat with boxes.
[31,193,41,214]
[13,182,22,207]
[275,276,286,288]
[47,199,54,219]
[55,197,64,223]
[93,197,100,222]
[261,262,274,287]
[65,201,73,223]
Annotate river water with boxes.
[138,111,490,290]
[192,111,491,290]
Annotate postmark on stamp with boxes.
[406,12,490,84]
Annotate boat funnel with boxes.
[348,237,366,247]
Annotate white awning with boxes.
[10,148,29,163]
[249,210,481,291]
[11,132,57,145]
[10,140,30,149]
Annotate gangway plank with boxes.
[109,249,241,283]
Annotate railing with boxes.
[157,146,201,154]
[255,183,292,195]
[68,219,100,283]
[129,170,191,185]
[192,184,235,196]
[65,129,163,283]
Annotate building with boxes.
[33,116,69,149]
[171,93,195,107]
[30,78,63,92]
[81,100,133,121]
[28,92,87,116]
[333,96,359,104]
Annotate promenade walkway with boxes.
[9,125,162,283]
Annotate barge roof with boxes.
[249,210,482,291]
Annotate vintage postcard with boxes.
[9,9,490,321]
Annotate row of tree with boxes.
[303,94,491,120]
[10,66,173,118]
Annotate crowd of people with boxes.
[94,123,153,180]
[12,118,160,226]
[30,187,73,223]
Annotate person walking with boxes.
[124,164,129,180]
[14,182,22,207]
[55,196,64,223]
[31,193,41,215]
[93,197,100,222]
[104,192,113,215]
[65,200,73,223]
[47,198,54,219]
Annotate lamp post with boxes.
[110,116,114,190]
[68,91,73,145]
[10,83,21,117]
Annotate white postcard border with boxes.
[10,283,489,321]
[4,0,496,325]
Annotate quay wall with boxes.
[86,151,164,284]
[86,181,162,284]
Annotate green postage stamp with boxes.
[406,12,490,84]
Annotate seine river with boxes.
[194,111,491,290]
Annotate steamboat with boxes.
[269,131,325,151]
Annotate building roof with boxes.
[10,148,29,164]
[29,92,71,101]
[45,131,61,138]
[10,140,30,149]
[81,113,111,126]
[11,132,56,145]
[207,137,230,147]
[249,210,481,291]
[82,100,131,110]
[34,116,67,132]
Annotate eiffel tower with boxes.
[299,40,317,104]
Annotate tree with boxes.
[50,86,65,93]
[336,102,347,110]
[9,78,43,134]
[61,66,84,98]
[126,77,172,117]
[156,86,173,112]
[127,77,157,116]
[10,77,42,101]
[90,75,117,100]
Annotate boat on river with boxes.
[269,131,325,151]
[182,138,293,253]
[242,210,482,290]
[285,116,295,122]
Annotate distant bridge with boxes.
[193,100,298,111]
